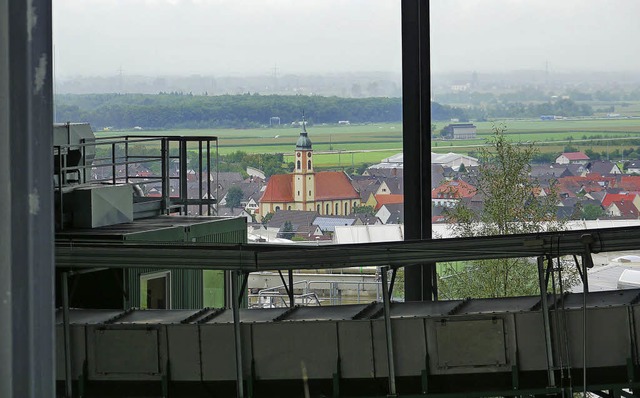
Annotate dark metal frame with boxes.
[1,0,55,397]
[56,224,635,271]
[402,0,436,301]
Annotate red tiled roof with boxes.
[260,171,359,203]
[561,152,590,160]
[260,174,293,203]
[556,175,612,195]
[617,176,640,191]
[374,194,404,210]
[608,200,639,218]
[602,193,638,208]
[315,171,360,201]
[431,180,476,199]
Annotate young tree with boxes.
[225,186,243,209]
[281,221,295,240]
[440,126,569,299]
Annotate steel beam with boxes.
[381,267,397,395]
[402,0,434,302]
[56,225,640,272]
[1,0,55,396]
[0,1,11,395]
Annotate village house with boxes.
[626,161,640,175]
[555,151,590,165]
[431,179,476,208]
[587,160,622,175]
[605,200,640,219]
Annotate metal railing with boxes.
[55,134,220,230]
[248,278,397,307]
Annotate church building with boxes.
[259,122,361,218]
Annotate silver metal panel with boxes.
[166,325,201,381]
[111,309,198,324]
[513,311,548,371]
[55,325,86,381]
[371,320,389,377]
[392,318,427,377]
[561,307,630,368]
[252,321,338,380]
[337,321,375,379]
[433,319,507,369]
[199,324,252,381]
[87,326,165,380]
[72,184,133,229]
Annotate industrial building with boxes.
[5,2,640,398]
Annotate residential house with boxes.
[615,176,640,192]
[266,210,319,230]
[555,151,590,165]
[373,194,404,211]
[606,200,640,219]
[376,203,404,225]
[375,177,403,196]
[626,161,640,175]
[601,193,640,210]
[588,160,622,176]
[431,179,476,208]
[350,175,382,204]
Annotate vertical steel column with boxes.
[381,266,397,396]
[179,138,188,214]
[231,270,245,398]
[0,2,10,395]
[581,235,594,397]
[1,0,55,396]
[161,139,170,213]
[288,270,295,307]
[402,0,434,302]
[62,272,73,398]
[537,257,556,388]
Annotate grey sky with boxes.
[53,0,640,77]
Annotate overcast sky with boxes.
[53,0,640,77]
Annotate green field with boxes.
[101,118,640,169]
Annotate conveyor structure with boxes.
[57,289,640,397]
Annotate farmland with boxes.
[103,118,640,169]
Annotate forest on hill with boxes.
[55,93,403,129]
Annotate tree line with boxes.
[55,93,402,129]
[54,92,594,131]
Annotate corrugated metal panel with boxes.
[126,268,203,310]
[123,217,246,309]
[190,217,247,244]
[195,230,247,244]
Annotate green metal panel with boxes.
[124,217,247,309]
[188,217,247,243]
[203,270,225,308]
[126,268,203,310]
[122,227,185,242]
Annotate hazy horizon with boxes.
[53,0,640,79]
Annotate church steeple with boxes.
[294,113,314,206]
[295,114,312,150]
